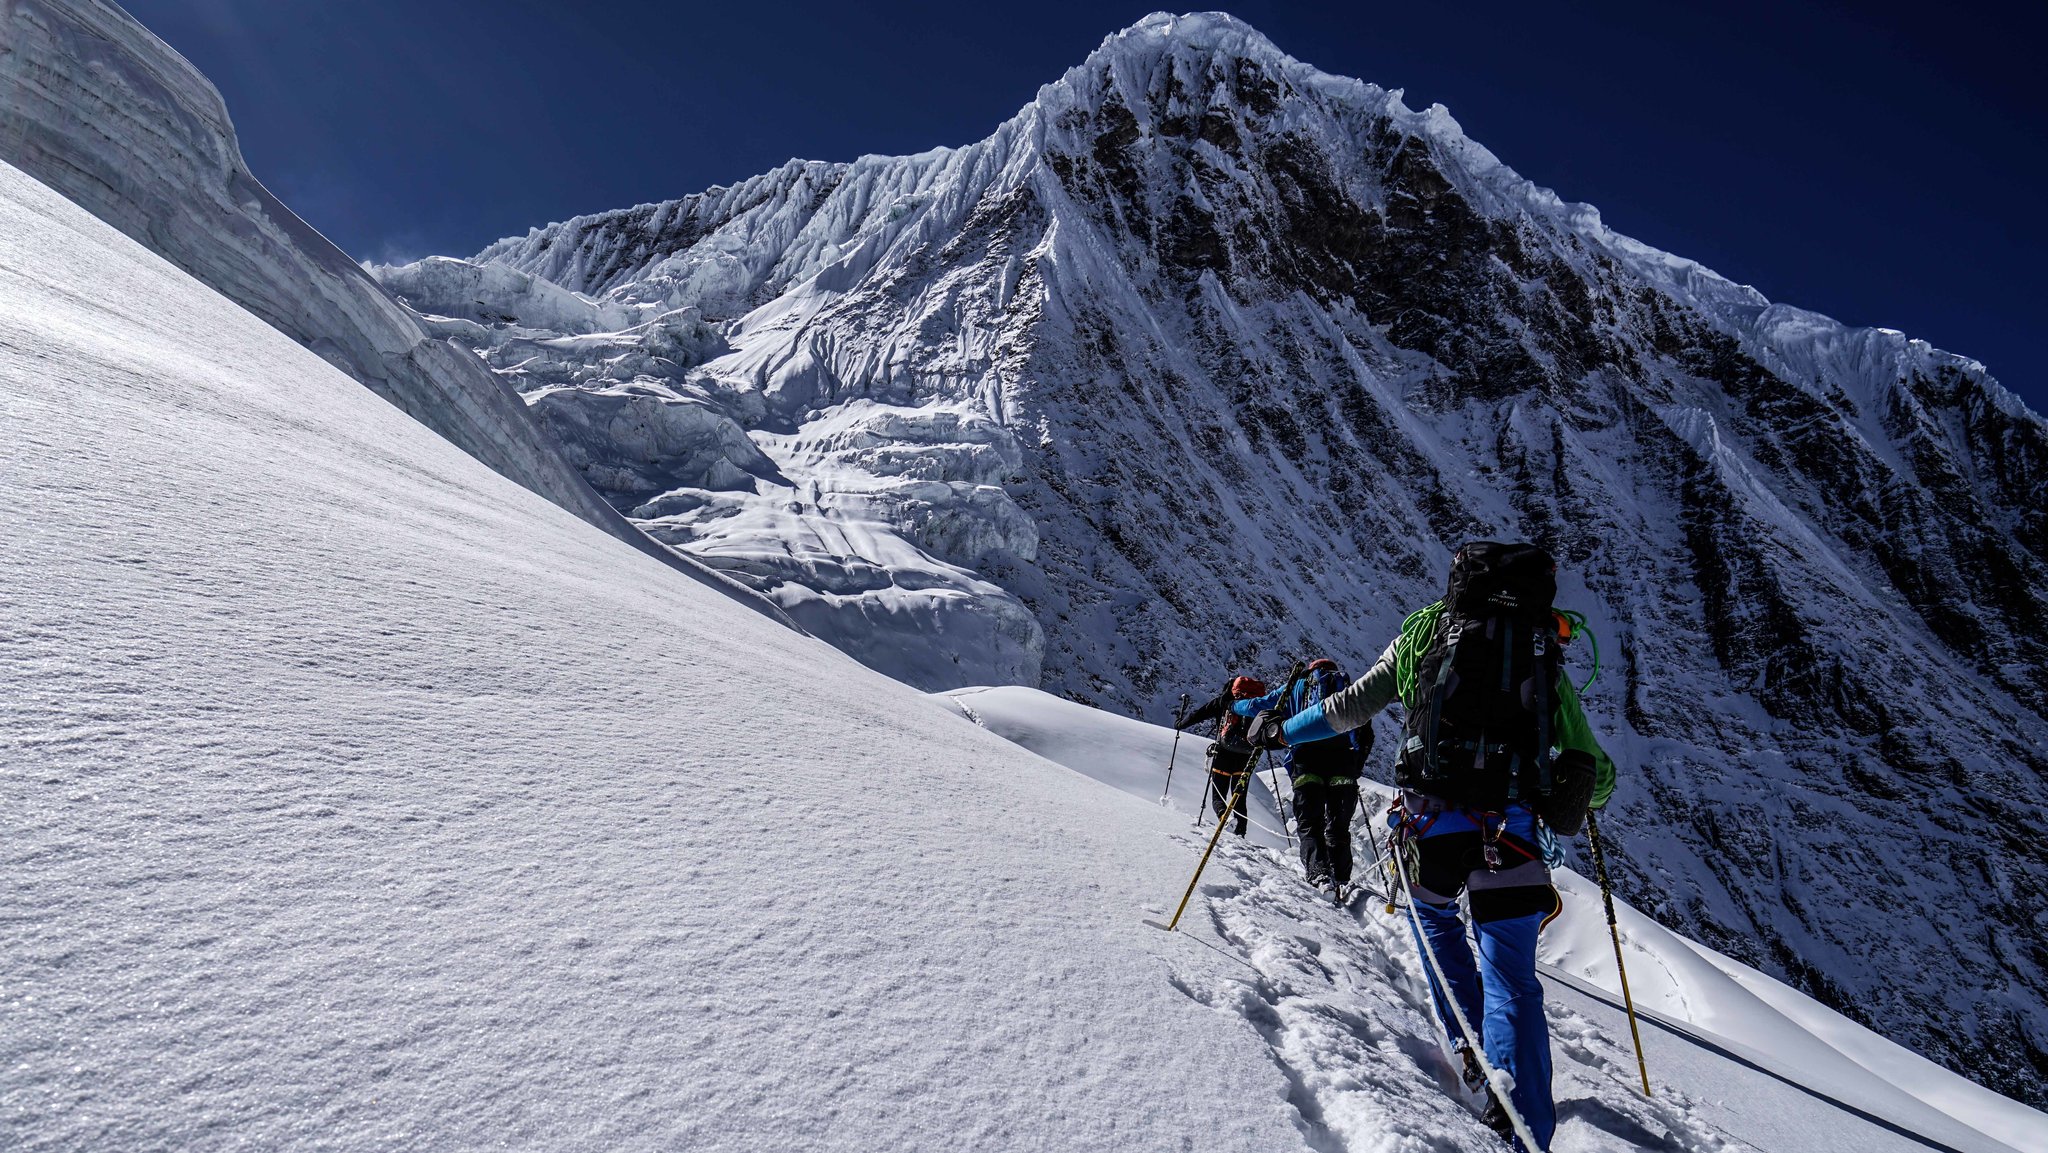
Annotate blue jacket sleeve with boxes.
[1230,688,1283,718]
[1281,702,1338,745]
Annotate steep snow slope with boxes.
[16,148,2048,1153]
[385,12,2048,1102]
[0,156,1299,1151]
[0,0,784,623]
[937,685,2048,1153]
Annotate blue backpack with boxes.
[1291,666,1372,765]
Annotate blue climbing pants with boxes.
[1397,801,1560,1150]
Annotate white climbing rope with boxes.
[1391,836,1549,1153]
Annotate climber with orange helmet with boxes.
[1172,675,1270,836]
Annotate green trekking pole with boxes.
[1587,810,1652,1096]
[1159,693,1191,804]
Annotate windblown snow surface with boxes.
[376,11,2048,1104]
[5,157,2044,1152]
[0,0,783,623]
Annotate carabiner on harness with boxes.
[1480,810,1508,872]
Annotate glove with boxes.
[1245,710,1290,750]
[1534,748,1597,836]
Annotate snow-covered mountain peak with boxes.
[1036,10,1304,107]
[13,132,2046,1149]
[361,9,2048,1108]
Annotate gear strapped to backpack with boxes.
[1397,542,1593,830]
[1291,662,1372,772]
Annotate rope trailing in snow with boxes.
[1191,788,1291,842]
[1241,812,1290,841]
[1194,771,1290,840]
[1391,838,1549,1153]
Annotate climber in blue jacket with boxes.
[1232,658,1371,894]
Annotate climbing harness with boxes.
[1389,824,1550,1153]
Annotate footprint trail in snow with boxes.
[1151,824,1759,1153]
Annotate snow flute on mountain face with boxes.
[1255,544,1621,1150]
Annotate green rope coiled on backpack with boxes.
[1558,609,1601,693]
[1393,601,1447,707]
[1397,601,1601,697]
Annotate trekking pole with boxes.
[1367,819,1400,915]
[1586,810,1652,1097]
[1159,693,1190,804]
[1165,754,1258,932]
[1264,660,1306,848]
[1267,760,1295,847]
[1166,664,1307,931]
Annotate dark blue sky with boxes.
[122,0,2043,410]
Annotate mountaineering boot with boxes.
[1460,1047,1487,1093]
[1478,1092,1516,1143]
[1463,1047,1517,1144]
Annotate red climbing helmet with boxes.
[1228,676,1268,698]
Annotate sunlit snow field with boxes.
[1,157,2041,1151]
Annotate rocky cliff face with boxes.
[376,13,2047,1102]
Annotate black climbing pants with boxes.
[1291,778,1359,885]
[1205,742,1254,836]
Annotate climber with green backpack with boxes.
[1243,542,1614,1151]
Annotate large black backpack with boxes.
[1396,542,1561,810]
